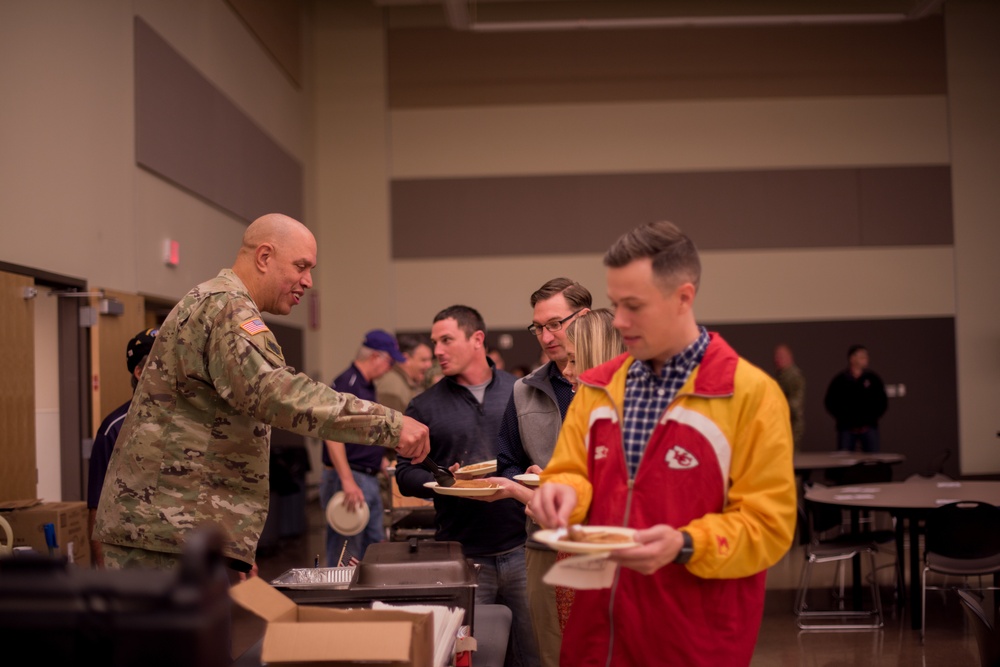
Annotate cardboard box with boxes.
[231,577,435,667]
[0,499,90,568]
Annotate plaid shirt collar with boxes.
[626,327,710,387]
[621,327,710,478]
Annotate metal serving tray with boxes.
[270,566,356,589]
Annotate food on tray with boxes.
[560,526,633,544]
[451,479,498,489]
[460,461,495,472]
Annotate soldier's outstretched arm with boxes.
[396,416,429,463]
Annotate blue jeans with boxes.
[470,547,539,667]
[319,467,384,566]
[837,428,880,453]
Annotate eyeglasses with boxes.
[528,310,582,337]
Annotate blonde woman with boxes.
[562,308,624,390]
[551,307,624,630]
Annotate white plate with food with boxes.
[534,525,639,553]
[424,480,500,497]
[513,473,540,487]
[454,459,498,478]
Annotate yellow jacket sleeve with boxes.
[683,362,797,579]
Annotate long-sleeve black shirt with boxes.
[823,369,888,430]
[396,366,525,557]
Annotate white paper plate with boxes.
[325,491,369,536]
[513,473,540,487]
[534,526,639,554]
[454,459,497,478]
[424,481,500,497]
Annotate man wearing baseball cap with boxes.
[320,329,406,565]
[87,327,158,567]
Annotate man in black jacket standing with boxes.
[824,344,888,452]
[395,305,537,667]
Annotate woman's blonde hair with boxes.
[566,308,625,374]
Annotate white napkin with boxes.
[371,602,464,667]
[543,552,618,589]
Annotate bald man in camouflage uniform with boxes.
[94,213,430,575]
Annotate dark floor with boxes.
[235,488,983,666]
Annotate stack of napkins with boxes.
[372,602,465,667]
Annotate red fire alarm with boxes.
[164,239,180,267]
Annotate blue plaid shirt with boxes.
[622,328,710,478]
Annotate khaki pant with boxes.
[102,542,183,570]
[526,546,561,667]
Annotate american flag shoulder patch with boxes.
[240,318,269,336]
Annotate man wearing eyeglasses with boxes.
[320,329,408,566]
[479,277,591,667]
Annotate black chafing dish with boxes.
[272,539,478,629]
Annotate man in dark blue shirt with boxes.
[320,329,407,565]
[87,328,158,567]
[396,305,537,667]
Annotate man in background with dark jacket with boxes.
[824,344,889,453]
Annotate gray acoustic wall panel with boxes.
[391,166,953,259]
[134,17,303,223]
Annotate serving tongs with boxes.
[421,456,456,487]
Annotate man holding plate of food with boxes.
[395,305,538,667]
[530,221,797,667]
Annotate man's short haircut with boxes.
[847,344,868,358]
[529,277,593,311]
[433,305,486,338]
[355,345,382,362]
[397,333,432,356]
[603,221,701,292]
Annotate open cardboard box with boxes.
[231,577,435,667]
[0,499,90,567]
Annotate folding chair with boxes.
[795,495,893,630]
[957,589,1000,667]
[922,501,1000,641]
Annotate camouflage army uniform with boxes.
[776,364,806,449]
[94,269,402,570]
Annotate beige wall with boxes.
[0,0,996,478]
[309,1,397,376]
[946,0,1000,475]
[0,0,313,496]
[379,3,996,474]
[0,0,135,289]
[0,1,306,314]
[394,246,957,333]
[386,83,953,332]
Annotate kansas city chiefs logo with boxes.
[665,446,699,470]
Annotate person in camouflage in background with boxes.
[94,213,430,576]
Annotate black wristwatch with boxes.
[674,530,694,564]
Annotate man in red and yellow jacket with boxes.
[531,221,797,667]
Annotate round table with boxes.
[805,480,1000,629]
[794,451,905,476]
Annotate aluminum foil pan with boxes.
[270,566,356,589]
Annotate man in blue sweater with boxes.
[396,305,537,667]
[87,328,158,567]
